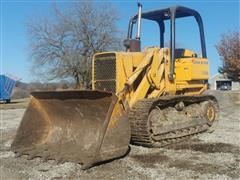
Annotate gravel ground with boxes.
[0,91,239,180]
[0,98,30,110]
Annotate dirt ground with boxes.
[0,91,239,180]
[0,98,30,110]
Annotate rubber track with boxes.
[129,95,217,147]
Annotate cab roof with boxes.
[132,6,201,22]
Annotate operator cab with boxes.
[124,5,207,80]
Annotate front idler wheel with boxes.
[201,101,216,126]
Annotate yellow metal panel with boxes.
[92,48,210,106]
[148,49,164,89]
[129,75,150,107]
[175,58,209,81]
[191,58,209,80]
[132,53,147,67]
[115,53,133,93]
[175,59,192,80]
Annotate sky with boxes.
[1,0,239,83]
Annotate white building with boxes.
[209,73,240,90]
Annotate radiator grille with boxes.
[94,55,116,93]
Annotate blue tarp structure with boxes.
[0,75,17,103]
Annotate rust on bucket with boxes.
[11,90,130,168]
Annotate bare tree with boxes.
[28,2,123,88]
[216,31,240,81]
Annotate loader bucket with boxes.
[11,90,131,169]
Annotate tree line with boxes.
[28,2,122,89]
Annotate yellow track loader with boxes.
[12,4,218,169]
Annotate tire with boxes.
[5,99,11,104]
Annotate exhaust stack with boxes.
[136,3,142,40]
[123,3,142,52]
